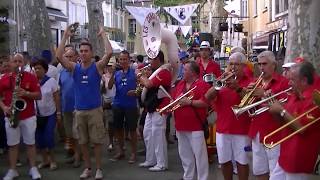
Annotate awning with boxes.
[110,40,124,53]
[47,7,68,22]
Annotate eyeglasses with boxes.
[258,62,268,66]
[229,62,242,66]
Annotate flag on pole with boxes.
[163,3,199,25]
[125,6,160,26]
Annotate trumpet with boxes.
[263,90,320,149]
[158,86,196,113]
[232,87,292,116]
[135,64,151,94]
[235,72,264,109]
[215,71,236,90]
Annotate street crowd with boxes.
[0,24,320,180]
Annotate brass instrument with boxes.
[263,90,320,149]
[135,64,151,94]
[215,71,236,90]
[9,67,27,128]
[203,74,216,84]
[232,87,292,116]
[158,86,196,113]
[235,72,264,109]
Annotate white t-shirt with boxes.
[37,78,59,116]
[102,73,116,103]
[46,64,59,81]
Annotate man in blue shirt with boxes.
[108,50,139,164]
[56,24,112,179]
[59,48,80,168]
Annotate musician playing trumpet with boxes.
[248,51,289,180]
[205,52,253,180]
[0,53,42,179]
[267,60,320,180]
[170,61,210,180]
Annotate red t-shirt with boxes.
[172,79,210,131]
[150,69,172,109]
[278,80,320,173]
[196,57,222,79]
[248,73,290,143]
[0,72,40,120]
[214,75,253,135]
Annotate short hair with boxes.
[295,61,315,85]
[22,51,31,60]
[231,46,246,54]
[137,55,144,63]
[257,51,276,64]
[185,60,200,75]
[79,42,93,51]
[229,52,246,63]
[120,50,130,58]
[32,58,49,72]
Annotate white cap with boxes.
[200,41,211,49]
[282,62,296,68]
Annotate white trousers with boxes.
[177,131,209,180]
[270,163,309,180]
[143,112,168,168]
[252,133,280,175]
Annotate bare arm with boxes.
[53,90,61,114]
[97,26,113,75]
[56,24,76,71]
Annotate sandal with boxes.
[109,153,125,162]
[38,162,50,169]
[128,154,136,164]
[50,162,58,170]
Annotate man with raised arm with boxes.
[56,24,112,179]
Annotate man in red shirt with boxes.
[196,41,221,83]
[138,51,171,171]
[0,53,42,180]
[268,61,320,180]
[248,51,289,180]
[172,61,210,180]
[205,52,252,180]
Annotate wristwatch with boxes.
[280,109,287,117]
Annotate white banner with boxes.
[163,3,199,25]
[125,6,160,26]
[180,25,192,37]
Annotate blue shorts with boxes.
[36,113,56,149]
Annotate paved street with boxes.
[0,139,319,180]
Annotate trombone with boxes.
[158,86,196,113]
[236,72,264,108]
[215,71,236,90]
[232,87,292,116]
[263,90,320,149]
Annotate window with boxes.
[127,41,135,53]
[128,19,136,34]
[253,0,257,17]
[275,0,288,14]
[191,16,199,33]
[240,0,248,19]
[105,12,110,27]
[113,14,118,28]
[171,17,179,25]
[120,16,123,31]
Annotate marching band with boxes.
[1,12,320,180]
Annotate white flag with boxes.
[125,6,160,26]
[163,3,199,25]
[180,25,192,37]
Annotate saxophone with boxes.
[9,67,27,128]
